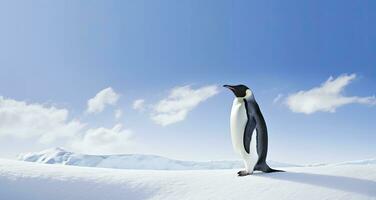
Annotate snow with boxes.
[1,158,376,200]
[304,158,376,167]
[18,148,298,170]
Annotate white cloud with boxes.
[71,124,133,155]
[0,95,133,155]
[286,74,376,114]
[115,109,123,120]
[87,87,119,114]
[0,96,85,143]
[151,85,219,126]
[132,99,145,111]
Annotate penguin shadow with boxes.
[253,171,376,197]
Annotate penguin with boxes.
[223,84,284,176]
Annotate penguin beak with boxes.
[223,85,235,91]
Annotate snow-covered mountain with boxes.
[18,147,299,170]
[1,158,375,200]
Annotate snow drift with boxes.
[18,148,298,170]
[0,158,375,200]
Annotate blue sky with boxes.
[0,0,375,164]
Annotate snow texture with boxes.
[18,148,298,170]
[0,158,375,200]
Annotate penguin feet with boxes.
[237,170,251,176]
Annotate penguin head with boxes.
[223,84,253,99]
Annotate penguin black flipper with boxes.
[251,101,285,173]
[243,113,256,154]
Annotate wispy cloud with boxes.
[151,85,219,126]
[87,87,119,114]
[273,94,284,104]
[286,74,376,114]
[132,99,145,111]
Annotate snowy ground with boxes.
[1,159,375,200]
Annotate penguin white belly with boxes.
[230,98,259,172]
[230,99,248,154]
